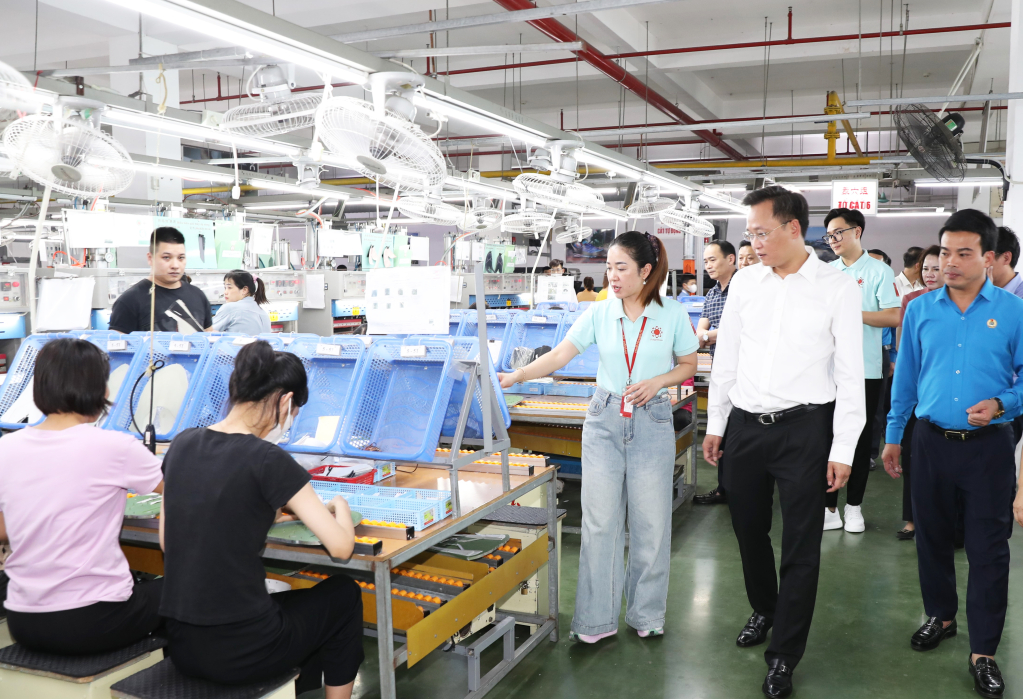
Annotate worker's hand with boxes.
[326,495,352,525]
[882,443,903,478]
[1014,488,1023,527]
[623,378,662,408]
[498,370,523,389]
[966,399,999,427]
[826,461,851,493]
[702,434,723,466]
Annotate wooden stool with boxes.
[110,659,299,699]
[0,636,165,699]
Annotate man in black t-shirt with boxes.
[109,227,213,334]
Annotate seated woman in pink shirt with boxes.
[0,338,164,654]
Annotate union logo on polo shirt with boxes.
[650,326,664,340]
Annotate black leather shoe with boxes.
[970,657,1005,698]
[737,613,773,647]
[694,488,727,505]
[911,617,957,651]
[762,659,793,699]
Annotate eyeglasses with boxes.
[743,221,792,241]
[822,226,859,244]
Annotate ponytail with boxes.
[224,269,268,306]
[230,340,309,424]
[609,231,669,307]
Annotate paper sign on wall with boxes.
[535,275,576,303]
[249,224,275,255]
[366,266,451,335]
[409,236,430,262]
[831,180,878,215]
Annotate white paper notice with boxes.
[535,275,576,303]
[454,240,471,262]
[318,230,362,257]
[366,266,451,335]
[450,274,463,303]
[409,236,430,262]
[36,277,95,331]
[303,273,326,309]
[249,224,275,255]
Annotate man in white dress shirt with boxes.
[703,186,865,699]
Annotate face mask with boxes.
[263,397,293,444]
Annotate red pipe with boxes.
[489,0,747,161]
[444,138,705,158]
[180,81,354,105]
[440,21,1010,77]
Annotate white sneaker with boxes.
[823,508,843,530]
[844,504,865,533]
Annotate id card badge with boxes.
[620,395,634,418]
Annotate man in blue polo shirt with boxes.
[824,208,901,533]
[883,209,1023,699]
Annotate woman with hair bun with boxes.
[160,340,363,698]
[498,231,698,642]
[212,270,271,334]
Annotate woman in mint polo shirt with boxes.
[499,231,698,642]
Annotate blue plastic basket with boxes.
[310,480,452,530]
[0,333,74,430]
[277,336,367,454]
[577,301,593,310]
[258,332,318,347]
[104,333,212,441]
[447,310,465,336]
[177,335,285,431]
[408,336,511,441]
[499,310,565,372]
[535,301,577,312]
[337,338,455,462]
[78,331,146,428]
[553,310,600,378]
[460,309,514,344]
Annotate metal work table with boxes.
[505,389,699,533]
[121,466,559,699]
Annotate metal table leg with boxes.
[546,473,559,642]
[374,562,396,699]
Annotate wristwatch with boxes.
[702,333,709,342]
[993,397,1005,419]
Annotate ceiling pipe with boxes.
[439,20,1010,77]
[489,0,747,161]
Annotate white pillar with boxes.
[108,35,182,202]
[1004,0,1023,262]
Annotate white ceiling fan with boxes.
[0,59,51,127]
[457,195,504,234]
[315,72,446,193]
[512,140,603,212]
[396,189,462,225]
[626,183,674,218]
[658,204,715,238]
[222,65,323,137]
[554,215,593,244]
[501,199,555,236]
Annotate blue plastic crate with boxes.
[310,480,451,530]
[0,333,75,430]
[409,336,511,441]
[553,310,600,378]
[577,301,593,310]
[104,333,212,441]
[460,309,513,344]
[278,336,368,454]
[535,301,577,312]
[547,381,598,397]
[177,335,285,431]
[78,331,146,428]
[499,310,565,372]
[447,310,465,336]
[337,338,455,462]
[504,381,547,395]
[258,332,318,347]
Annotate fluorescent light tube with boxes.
[914,178,1003,188]
[98,0,369,84]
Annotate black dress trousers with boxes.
[911,420,1015,656]
[722,402,834,667]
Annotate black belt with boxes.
[736,404,821,426]
[922,419,1007,442]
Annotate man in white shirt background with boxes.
[823,208,901,533]
[894,246,925,297]
[703,186,864,699]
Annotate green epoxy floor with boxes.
[345,457,1023,699]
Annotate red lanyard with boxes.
[621,317,647,386]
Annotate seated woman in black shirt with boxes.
[159,341,363,698]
